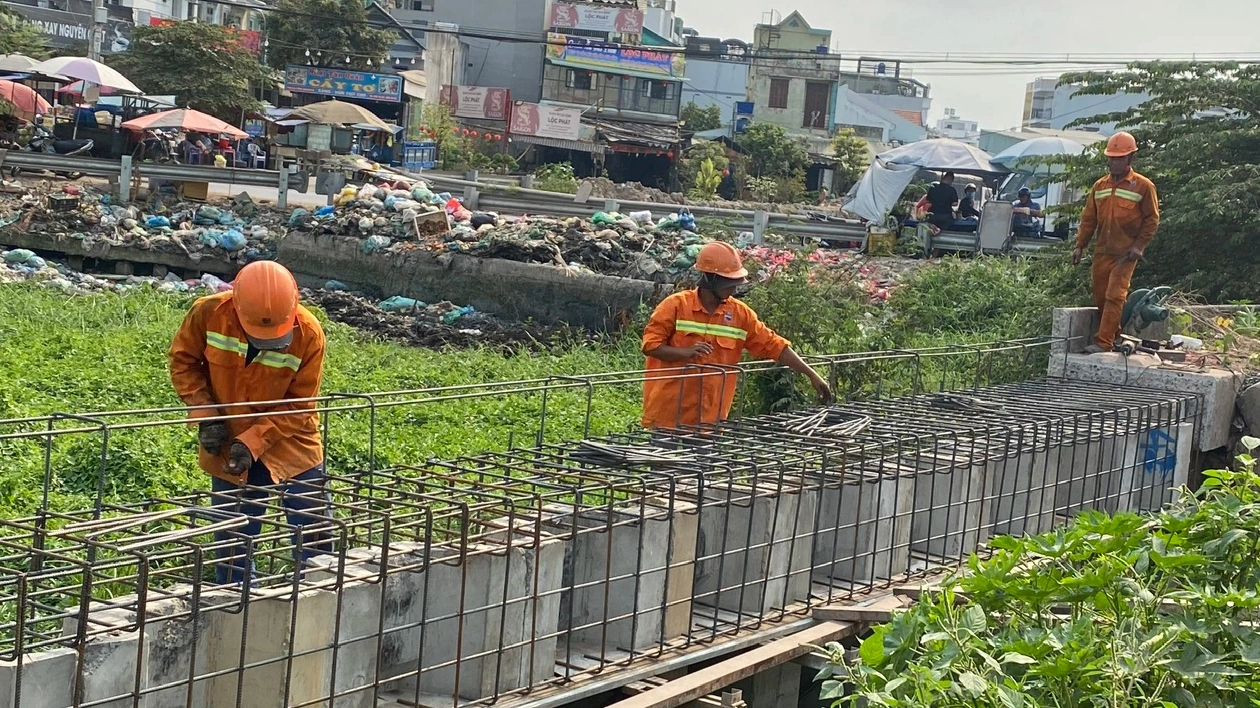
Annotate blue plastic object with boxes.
[379,296,423,312]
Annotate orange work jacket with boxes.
[1075,169,1160,257]
[168,291,326,484]
[641,289,790,430]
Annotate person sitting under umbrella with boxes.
[1012,187,1045,238]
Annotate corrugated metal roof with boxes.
[589,118,681,147]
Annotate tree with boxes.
[264,0,397,72]
[680,101,722,133]
[108,22,270,121]
[0,6,48,58]
[736,122,808,179]
[678,140,729,193]
[1057,61,1260,301]
[828,129,870,194]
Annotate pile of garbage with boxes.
[305,289,593,351]
[2,184,284,264]
[578,177,682,205]
[288,179,716,281]
[0,246,228,296]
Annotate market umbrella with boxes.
[991,136,1086,175]
[288,100,390,129]
[877,138,1007,177]
[0,54,41,73]
[0,80,51,120]
[55,80,121,98]
[28,56,141,93]
[121,108,248,139]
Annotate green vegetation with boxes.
[828,129,871,195]
[262,0,397,72]
[823,444,1260,708]
[737,123,809,202]
[0,6,47,59]
[688,159,723,200]
[534,162,580,194]
[108,22,271,120]
[679,140,730,195]
[680,101,723,133]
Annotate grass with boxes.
[0,283,645,516]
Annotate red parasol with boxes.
[0,80,51,120]
[120,108,248,139]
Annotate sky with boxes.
[678,0,1256,131]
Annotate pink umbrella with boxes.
[55,80,120,98]
[121,108,248,139]
[0,80,51,119]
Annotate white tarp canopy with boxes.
[843,158,920,224]
[877,138,1007,177]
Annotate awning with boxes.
[510,134,605,155]
[590,118,681,149]
[546,58,687,83]
[399,69,427,99]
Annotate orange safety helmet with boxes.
[695,241,748,281]
[1104,131,1139,158]
[232,260,299,347]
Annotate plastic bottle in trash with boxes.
[1170,334,1204,351]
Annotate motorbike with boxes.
[8,127,93,179]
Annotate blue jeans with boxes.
[209,461,332,586]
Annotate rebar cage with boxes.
[0,339,1201,708]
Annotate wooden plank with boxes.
[603,620,859,708]
[812,606,899,623]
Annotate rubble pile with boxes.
[0,246,226,295]
[578,177,683,205]
[304,289,593,351]
[743,246,926,303]
[4,183,284,264]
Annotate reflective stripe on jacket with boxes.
[168,291,326,483]
[640,289,790,430]
[1075,169,1160,256]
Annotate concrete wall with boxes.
[276,232,662,330]
[747,59,837,139]
[681,58,749,127]
[397,0,547,103]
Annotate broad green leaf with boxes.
[977,648,1004,674]
[997,685,1026,708]
[1241,435,1260,452]
[959,605,987,635]
[920,631,952,645]
[1000,652,1037,665]
[884,677,907,694]
[957,671,987,697]
[859,625,887,666]
[819,680,845,701]
[1241,637,1260,664]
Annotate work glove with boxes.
[226,441,254,477]
[198,421,229,455]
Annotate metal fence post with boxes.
[604,199,619,214]
[752,210,769,244]
[464,185,480,210]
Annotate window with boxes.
[768,78,789,109]
[642,80,673,100]
[566,69,593,90]
[802,81,828,128]
[410,0,433,10]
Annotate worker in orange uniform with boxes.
[641,242,833,430]
[168,260,330,585]
[1073,131,1160,354]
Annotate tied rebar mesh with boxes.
[0,339,1203,708]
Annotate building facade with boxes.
[679,35,749,130]
[745,12,837,152]
[1022,76,1149,135]
[934,108,979,145]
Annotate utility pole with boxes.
[89,0,105,60]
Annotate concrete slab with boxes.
[305,550,388,708]
[910,453,989,562]
[1239,382,1260,438]
[516,499,698,654]
[1050,351,1228,450]
[986,438,1060,537]
[687,480,817,616]
[0,647,77,708]
[812,470,914,585]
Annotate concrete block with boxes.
[524,499,697,654]
[60,605,140,708]
[986,441,1060,537]
[0,647,77,708]
[910,453,989,562]
[305,550,387,708]
[688,480,817,616]
[380,538,564,701]
[203,586,340,708]
[1052,351,1230,450]
[1051,307,1099,356]
[1133,422,1194,512]
[812,469,913,585]
[1052,428,1107,516]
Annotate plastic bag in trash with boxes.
[470,213,495,228]
[200,273,231,292]
[199,230,222,247]
[288,208,309,226]
[441,305,475,324]
[194,206,223,225]
[3,249,35,264]
[219,228,247,251]
[360,235,391,254]
[146,216,171,229]
[357,184,378,200]
[314,205,336,218]
[378,295,423,312]
[358,217,374,232]
[324,280,350,291]
[27,256,46,269]
[591,211,620,226]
